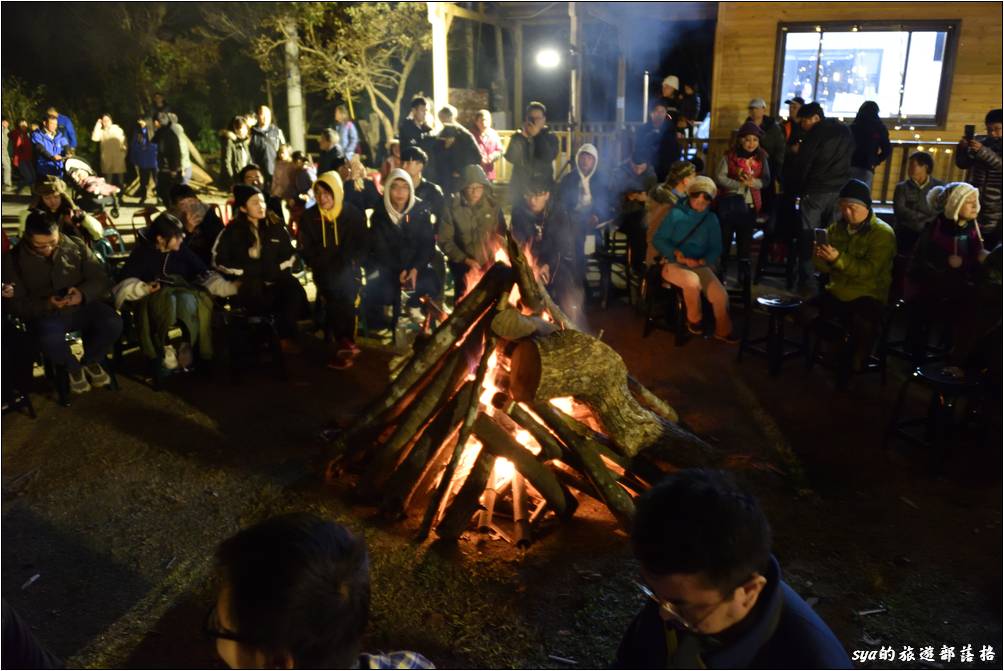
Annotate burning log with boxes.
[491,395,563,461]
[511,473,531,547]
[436,447,494,541]
[506,230,547,314]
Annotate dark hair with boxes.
[320,128,339,145]
[401,146,428,165]
[237,163,263,184]
[216,513,370,669]
[526,101,547,119]
[908,151,934,173]
[853,100,880,124]
[409,97,428,110]
[292,150,312,164]
[169,183,199,205]
[632,469,771,596]
[229,116,248,134]
[987,108,1003,126]
[630,145,649,166]
[24,210,60,237]
[525,176,553,195]
[796,102,824,120]
[650,97,670,112]
[150,212,184,242]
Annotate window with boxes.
[774,21,959,127]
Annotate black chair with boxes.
[641,272,690,346]
[216,300,286,383]
[805,310,892,388]
[593,228,640,309]
[738,294,806,376]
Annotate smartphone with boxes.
[814,228,829,246]
[964,124,975,140]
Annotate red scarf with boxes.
[725,151,765,213]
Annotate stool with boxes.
[884,363,986,467]
[738,295,805,375]
[219,306,286,383]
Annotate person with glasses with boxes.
[652,177,738,343]
[2,211,121,394]
[207,512,434,669]
[615,469,851,669]
[504,101,559,204]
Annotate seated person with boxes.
[645,160,697,266]
[297,172,368,370]
[366,169,442,335]
[25,176,103,244]
[209,513,434,670]
[317,128,347,175]
[113,213,232,374]
[610,148,659,274]
[338,155,382,213]
[289,150,317,231]
[401,146,445,226]
[906,182,987,363]
[237,163,285,224]
[380,138,402,185]
[2,211,122,394]
[616,469,851,669]
[557,143,612,280]
[812,179,896,369]
[714,122,771,274]
[213,185,307,353]
[892,151,942,253]
[439,165,506,299]
[511,177,583,322]
[169,184,226,268]
[653,177,737,343]
[271,144,296,204]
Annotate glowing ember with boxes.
[493,457,515,487]
[550,397,575,415]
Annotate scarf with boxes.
[383,169,416,225]
[313,171,344,248]
[574,143,599,210]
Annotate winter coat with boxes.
[850,118,892,171]
[504,127,559,201]
[474,127,504,181]
[415,179,446,225]
[220,131,250,186]
[129,127,158,171]
[748,115,786,181]
[610,160,658,220]
[298,201,368,273]
[439,165,506,266]
[438,124,483,193]
[154,121,190,173]
[893,176,944,234]
[510,200,576,273]
[787,118,854,196]
[399,117,433,151]
[10,129,33,167]
[248,123,286,179]
[813,212,896,303]
[56,114,77,148]
[212,211,296,287]
[715,150,771,213]
[653,198,723,267]
[335,121,359,159]
[634,121,682,182]
[182,207,225,268]
[368,201,437,276]
[557,166,613,225]
[343,178,382,213]
[2,234,112,321]
[317,146,346,175]
[908,215,985,286]
[956,135,1003,228]
[91,122,127,175]
[31,128,70,178]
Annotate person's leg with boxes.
[798,191,838,291]
[449,261,469,302]
[847,296,885,369]
[75,301,124,366]
[31,311,78,371]
[736,206,756,262]
[273,275,307,339]
[173,290,202,350]
[694,266,733,336]
[660,262,703,325]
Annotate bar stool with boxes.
[738,295,806,375]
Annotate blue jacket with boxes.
[58,114,77,148]
[130,127,159,170]
[614,556,852,669]
[337,121,359,159]
[31,129,70,178]
[653,199,723,266]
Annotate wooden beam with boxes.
[443,3,498,26]
[428,2,450,107]
[514,22,524,120]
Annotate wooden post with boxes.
[283,18,306,152]
[428,2,450,108]
[616,32,627,126]
[464,19,476,89]
[569,2,583,130]
[494,23,509,125]
[514,22,524,123]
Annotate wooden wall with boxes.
[710,2,1003,141]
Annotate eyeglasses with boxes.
[634,580,728,633]
[690,192,713,202]
[28,239,59,252]
[203,605,249,643]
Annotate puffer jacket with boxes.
[956,135,1003,228]
[652,198,722,267]
[130,126,158,171]
[893,176,944,234]
[249,124,286,179]
[813,212,896,303]
[788,118,854,195]
[439,165,505,266]
[221,131,250,186]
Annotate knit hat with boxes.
[688,176,718,199]
[662,75,680,91]
[838,179,872,213]
[666,160,697,186]
[233,184,262,209]
[737,121,764,138]
[932,181,981,223]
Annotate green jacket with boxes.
[438,165,505,266]
[814,213,896,303]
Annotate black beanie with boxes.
[838,179,872,212]
[233,184,262,209]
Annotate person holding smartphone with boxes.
[955,108,1002,248]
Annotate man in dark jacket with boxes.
[787,102,854,293]
[169,184,225,268]
[435,124,482,196]
[317,128,347,175]
[130,118,159,204]
[635,98,682,183]
[153,112,192,206]
[399,97,439,184]
[401,146,446,226]
[504,101,559,204]
[615,469,851,670]
[3,211,122,394]
[248,105,286,186]
[609,148,659,274]
[956,108,1003,247]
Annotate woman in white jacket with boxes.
[91,114,127,206]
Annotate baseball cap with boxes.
[748,98,767,109]
[784,96,806,105]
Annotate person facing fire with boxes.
[438,164,505,300]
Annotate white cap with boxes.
[662,75,680,91]
[748,98,768,109]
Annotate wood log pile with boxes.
[324,233,713,546]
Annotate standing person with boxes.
[782,96,804,145]
[10,120,35,193]
[956,108,1003,248]
[399,97,434,154]
[90,113,127,207]
[379,139,402,185]
[610,148,659,276]
[435,124,482,197]
[660,76,682,118]
[334,104,359,160]
[714,121,771,275]
[317,128,347,175]
[504,101,559,204]
[297,171,368,369]
[220,115,251,187]
[401,146,445,226]
[153,112,191,206]
[1,119,12,192]
[892,151,943,253]
[472,109,503,182]
[558,143,612,280]
[248,105,286,187]
[150,92,172,118]
[745,98,786,205]
[786,102,854,295]
[635,98,682,182]
[130,118,158,205]
[31,114,70,179]
[439,165,506,299]
[677,83,702,139]
[46,106,77,150]
[849,101,892,188]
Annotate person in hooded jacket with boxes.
[439,164,506,299]
[212,184,306,352]
[221,116,251,187]
[297,171,368,369]
[365,169,442,336]
[557,143,612,281]
[435,123,483,196]
[113,213,232,375]
[130,118,159,205]
[849,101,891,188]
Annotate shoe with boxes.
[69,369,92,394]
[687,321,703,335]
[83,363,111,388]
[336,338,360,357]
[280,338,303,355]
[326,353,355,370]
[714,332,740,345]
[162,345,179,371]
[176,342,194,370]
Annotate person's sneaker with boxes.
[69,369,92,394]
[326,353,354,370]
[280,338,303,355]
[714,331,740,345]
[687,321,704,335]
[83,363,112,388]
[162,345,179,371]
[336,338,360,357]
[176,342,194,370]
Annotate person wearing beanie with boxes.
[956,108,1003,247]
[297,170,368,368]
[438,164,506,299]
[610,146,660,279]
[745,98,787,200]
[892,151,943,253]
[715,122,772,276]
[635,98,683,182]
[812,178,896,370]
[653,177,739,343]
[212,183,307,353]
[645,160,698,267]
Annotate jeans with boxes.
[848,166,874,188]
[660,262,732,335]
[31,301,123,372]
[17,162,35,191]
[798,191,840,289]
[136,167,157,201]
